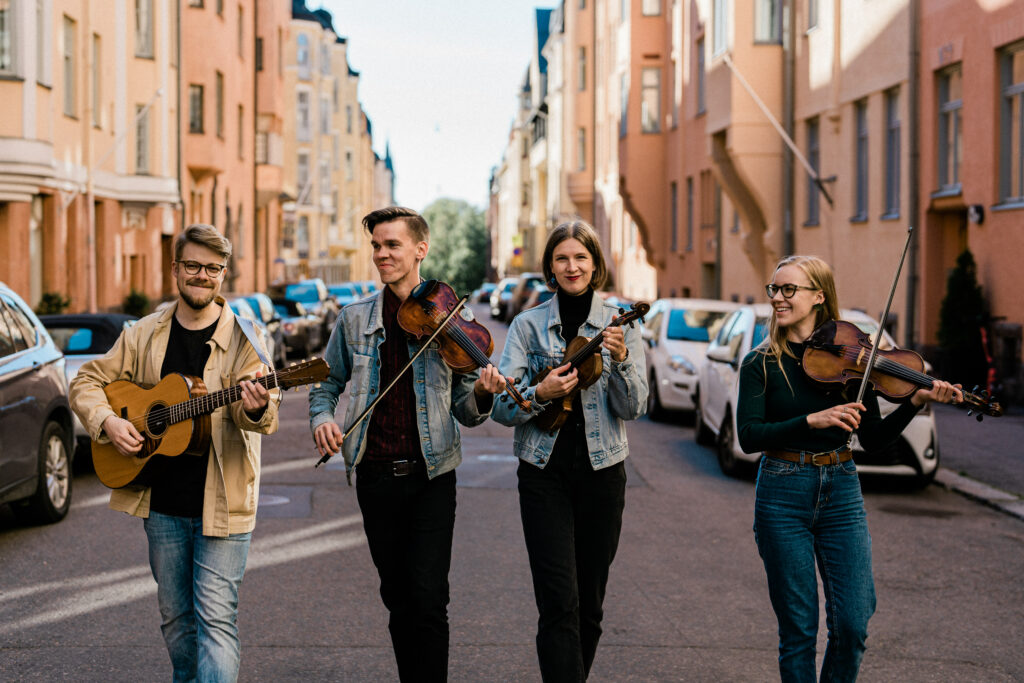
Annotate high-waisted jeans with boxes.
[753,456,876,683]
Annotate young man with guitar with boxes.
[69,224,280,683]
[309,206,504,682]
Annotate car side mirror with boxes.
[706,345,737,369]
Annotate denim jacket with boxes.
[490,292,648,469]
[308,290,490,479]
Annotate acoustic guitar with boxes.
[92,358,329,488]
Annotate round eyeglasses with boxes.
[765,283,818,299]
[177,260,226,277]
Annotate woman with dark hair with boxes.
[491,220,648,682]
[737,255,961,682]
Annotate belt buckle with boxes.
[391,459,412,477]
[811,452,837,466]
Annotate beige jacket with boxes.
[69,298,279,536]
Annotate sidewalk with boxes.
[933,401,1024,519]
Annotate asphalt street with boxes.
[1,303,1022,681]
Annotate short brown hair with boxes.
[174,223,232,262]
[541,220,608,290]
[362,206,429,243]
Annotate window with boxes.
[696,38,706,114]
[297,152,310,200]
[320,95,330,134]
[135,0,153,58]
[577,127,586,171]
[333,134,339,169]
[237,4,243,57]
[345,150,353,181]
[320,43,329,75]
[135,104,149,174]
[0,0,15,74]
[255,36,263,71]
[853,100,868,220]
[937,65,962,192]
[333,80,338,111]
[188,0,203,7]
[320,158,329,198]
[215,71,224,138]
[621,0,628,22]
[37,0,49,84]
[63,16,76,117]
[641,68,661,133]
[999,43,1024,203]
[216,0,222,15]
[642,0,660,16]
[578,46,586,91]
[686,176,694,251]
[91,34,101,127]
[807,0,818,30]
[237,105,244,158]
[255,131,267,163]
[755,0,782,43]
[297,91,310,141]
[188,84,204,133]
[297,34,310,79]
[619,72,629,137]
[806,117,820,225]
[670,181,678,252]
[884,88,900,216]
[297,216,309,252]
[345,104,353,134]
[713,0,727,56]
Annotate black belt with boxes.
[357,458,422,477]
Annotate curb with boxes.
[934,467,1024,522]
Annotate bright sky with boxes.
[319,1,549,213]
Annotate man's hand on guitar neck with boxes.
[102,415,145,458]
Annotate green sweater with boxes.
[737,341,921,455]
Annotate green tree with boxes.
[35,291,72,315]
[936,249,988,388]
[420,198,488,297]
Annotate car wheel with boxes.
[647,371,667,422]
[716,410,752,479]
[16,420,72,525]
[693,391,715,446]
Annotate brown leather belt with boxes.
[765,448,853,466]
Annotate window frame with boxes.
[135,104,149,174]
[998,42,1024,204]
[135,0,154,59]
[805,117,820,226]
[755,0,782,44]
[63,15,76,118]
[937,64,962,195]
[883,88,901,218]
[188,83,204,133]
[641,67,661,133]
[852,100,868,222]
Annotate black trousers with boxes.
[517,435,627,683]
[356,463,456,683]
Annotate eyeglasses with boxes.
[177,260,226,277]
[765,283,818,299]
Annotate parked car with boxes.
[490,277,517,321]
[39,313,137,460]
[272,278,339,343]
[327,282,360,308]
[241,292,288,368]
[224,296,280,369]
[522,283,555,311]
[472,282,497,304]
[641,298,740,420]
[271,298,323,358]
[0,283,73,524]
[695,305,940,486]
[506,272,546,321]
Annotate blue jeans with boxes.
[144,511,252,683]
[753,457,876,683]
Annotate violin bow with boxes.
[846,225,914,447]
[315,294,470,475]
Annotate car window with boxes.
[725,309,753,360]
[753,317,770,348]
[49,327,94,353]
[711,311,738,349]
[273,304,289,318]
[0,303,15,358]
[666,308,732,342]
[0,296,32,352]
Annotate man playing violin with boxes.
[308,206,504,682]
[737,255,961,682]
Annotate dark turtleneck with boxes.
[557,287,593,345]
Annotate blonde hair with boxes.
[755,255,839,389]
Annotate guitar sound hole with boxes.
[147,403,169,438]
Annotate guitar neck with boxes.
[171,373,280,424]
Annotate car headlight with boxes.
[668,354,697,374]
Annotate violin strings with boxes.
[826,345,934,388]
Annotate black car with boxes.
[0,283,74,524]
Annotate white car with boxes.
[695,305,940,487]
[641,298,740,419]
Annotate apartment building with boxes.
[0,0,179,310]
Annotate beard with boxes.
[178,278,218,310]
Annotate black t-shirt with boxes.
[147,314,218,518]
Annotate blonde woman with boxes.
[737,255,960,682]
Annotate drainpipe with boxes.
[905,0,920,348]
[177,0,185,232]
[782,0,795,257]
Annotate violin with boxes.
[802,319,1003,420]
[399,279,532,413]
[530,301,650,434]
